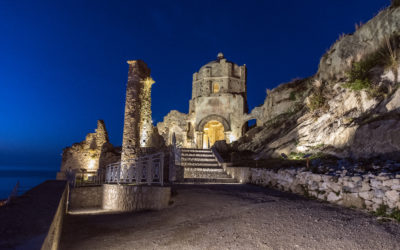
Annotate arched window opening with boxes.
[212,83,220,93]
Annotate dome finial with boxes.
[217,52,224,59]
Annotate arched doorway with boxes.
[203,120,225,148]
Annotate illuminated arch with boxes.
[196,115,230,132]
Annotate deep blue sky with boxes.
[0,0,387,168]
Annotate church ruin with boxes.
[57,53,250,178]
[158,52,249,149]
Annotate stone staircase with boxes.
[180,148,237,184]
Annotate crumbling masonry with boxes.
[121,60,155,165]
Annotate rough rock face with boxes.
[57,120,120,180]
[248,78,312,126]
[157,110,188,146]
[317,6,400,82]
[234,5,400,160]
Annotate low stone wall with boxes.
[102,184,171,212]
[0,181,68,250]
[69,186,102,209]
[42,183,68,250]
[223,164,400,212]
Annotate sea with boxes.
[0,165,57,200]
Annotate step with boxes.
[184,167,229,179]
[181,148,212,153]
[181,157,217,163]
[181,162,220,168]
[183,178,237,184]
[181,152,214,158]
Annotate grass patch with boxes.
[390,208,400,221]
[343,35,399,95]
[373,205,400,222]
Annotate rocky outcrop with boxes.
[234,5,400,160]
[57,120,120,180]
[317,6,400,82]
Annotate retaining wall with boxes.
[69,184,171,212]
[223,164,400,212]
[0,180,68,250]
[102,184,171,212]
[69,185,102,209]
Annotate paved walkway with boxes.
[60,184,400,250]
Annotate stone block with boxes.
[385,190,400,203]
[359,191,373,201]
[342,193,364,209]
[327,192,341,202]
[360,182,371,192]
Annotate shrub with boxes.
[374,204,388,217]
[307,91,325,111]
[381,36,399,80]
[344,35,399,94]
[391,0,400,8]
[289,91,296,101]
[343,56,377,91]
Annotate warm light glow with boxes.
[88,159,96,170]
[203,120,225,148]
[141,77,155,86]
[212,82,220,93]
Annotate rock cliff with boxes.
[234,4,400,161]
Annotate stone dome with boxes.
[198,52,235,72]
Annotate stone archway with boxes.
[203,120,225,148]
[197,115,230,132]
[196,115,230,148]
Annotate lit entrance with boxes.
[203,120,225,148]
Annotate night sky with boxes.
[0,0,387,168]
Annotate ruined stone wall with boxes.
[121,60,151,163]
[157,110,188,146]
[57,120,120,180]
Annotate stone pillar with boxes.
[196,132,204,149]
[121,60,151,165]
[139,77,155,147]
[224,131,231,143]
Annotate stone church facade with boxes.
[158,53,249,148]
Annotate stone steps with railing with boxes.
[180,148,237,183]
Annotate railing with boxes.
[72,169,104,187]
[105,152,165,186]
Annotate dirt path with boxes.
[60,184,400,250]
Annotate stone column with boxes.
[224,131,231,143]
[196,132,204,149]
[121,60,151,165]
[139,77,155,147]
